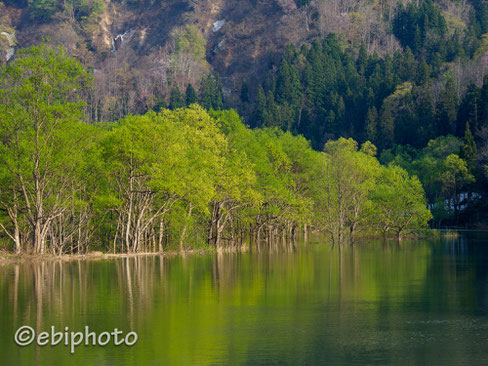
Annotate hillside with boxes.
[1,0,477,111]
[1,0,488,226]
[1,1,309,106]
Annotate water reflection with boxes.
[1,234,488,365]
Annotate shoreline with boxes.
[0,248,216,265]
[0,229,476,264]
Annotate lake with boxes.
[1,233,488,365]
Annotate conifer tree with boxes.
[461,122,478,172]
[357,43,368,76]
[456,82,480,136]
[479,75,488,127]
[379,101,395,150]
[241,79,249,103]
[254,86,267,127]
[185,83,198,106]
[169,86,184,110]
[437,77,459,136]
[199,73,224,110]
[416,59,431,85]
[365,106,378,143]
[416,85,435,144]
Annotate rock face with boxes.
[0,30,15,61]
[1,0,314,95]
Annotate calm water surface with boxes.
[1,234,488,365]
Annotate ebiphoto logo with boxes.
[14,326,138,354]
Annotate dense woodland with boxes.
[249,34,488,227]
[1,0,488,255]
[0,46,433,254]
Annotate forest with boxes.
[1,0,488,255]
[248,34,488,227]
[1,3,487,365]
[0,45,432,254]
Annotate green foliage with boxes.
[169,85,184,110]
[0,44,93,253]
[379,133,482,226]
[28,0,59,21]
[0,45,436,253]
[28,0,104,22]
[199,73,224,111]
[173,25,206,61]
[379,101,395,150]
[185,83,198,106]
[248,21,485,157]
[316,138,382,243]
[393,0,450,57]
[371,165,432,239]
[251,35,455,150]
[240,79,249,103]
[460,122,477,171]
[168,25,209,89]
[365,106,378,143]
[294,0,311,7]
[437,76,459,136]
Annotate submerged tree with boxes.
[371,166,432,240]
[0,45,435,253]
[0,45,92,254]
[316,138,381,244]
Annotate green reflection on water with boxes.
[1,234,488,365]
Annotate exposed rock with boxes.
[112,29,136,53]
[212,20,225,32]
[0,30,15,62]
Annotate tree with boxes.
[440,154,474,222]
[372,166,432,240]
[437,77,459,136]
[460,122,477,172]
[0,45,92,254]
[168,25,209,89]
[399,47,416,81]
[456,82,480,136]
[28,0,59,21]
[206,110,257,247]
[240,79,249,103]
[416,59,431,85]
[275,58,301,107]
[365,106,378,143]
[379,101,395,149]
[416,85,435,145]
[480,76,488,121]
[185,83,198,106]
[316,138,380,244]
[169,86,185,110]
[199,73,224,110]
[356,43,367,76]
[253,85,267,127]
[99,106,227,253]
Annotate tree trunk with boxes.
[13,223,21,254]
[158,219,164,252]
[397,230,403,241]
[179,203,193,252]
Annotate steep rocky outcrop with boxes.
[1,1,314,96]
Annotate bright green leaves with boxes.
[441,154,475,199]
[0,44,93,253]
[316,138,382,243]
[173,25,207,61]
[372,166,432,239]
[0,45,435,253]
[100,105,227,211]
[380,133,481,226]
[314,138,432,242]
